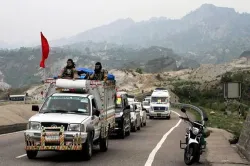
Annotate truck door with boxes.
[92,98,101,140]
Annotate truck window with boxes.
[91,98,97,109]
[143,101,149,106]
[40,96,90,115]
[124,98,128,106]
[116,96,123,108]
[151,97,168,103]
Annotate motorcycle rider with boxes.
[88,62,108,81]
[58,59,78,80]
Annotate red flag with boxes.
[39,32,50,68]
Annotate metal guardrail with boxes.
[171,102,208,125]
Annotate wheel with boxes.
[149,116,153,119]
[99,129,109,152]
[184,143,199,165]
[82,133,93,161]
[137,120,141,130]
[120,123,126,139]
[26,150,38,159]
[125,123,131,136]
[131,122,137,132]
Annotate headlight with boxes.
[68,124,84,132]
[28,121,41,130]
[192,127,199,135]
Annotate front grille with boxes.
[45,142,60,146]
[115,118,122,128]
[41,122,68,131]
[153,107,166,112]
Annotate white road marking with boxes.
[144,111,182,166]
[16,154,27,159]
[0,130,24,137]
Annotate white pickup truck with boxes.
[24,79,116,160]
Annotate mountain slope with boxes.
[52,4,250,64]
[0,45,198,89]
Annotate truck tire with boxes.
[125,123,131,136]
[26,150,38,159]
[82,133,93,161]
[100,127,109,152]
[120,123,126,139]
[137,120,141,130]
[99,136,108,152]
[131,122,137,132]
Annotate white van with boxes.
[149,88,171,119]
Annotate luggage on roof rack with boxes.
[53,68,115,80]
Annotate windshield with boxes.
[116,97,123,108]
[40,96,90,115]
[151,97,168,103]
[143,101,149,106]
[145,98,150,103]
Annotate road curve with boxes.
[0,110,208,166]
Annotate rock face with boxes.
[144,57,177,73]
[237,111,250,161]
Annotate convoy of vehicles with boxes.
[23,68,178,161]
[149,88,171,119]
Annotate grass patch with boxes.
[200,107,244,137]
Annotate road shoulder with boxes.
[206,127,250,166]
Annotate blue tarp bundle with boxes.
[53,67,115,80]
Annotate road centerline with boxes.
[144,111,182,166]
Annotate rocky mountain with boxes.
[8,57,249,102]
[0,45,199,89]
[51,4,250,64]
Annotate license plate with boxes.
[45,136,59,141]
[157,113,161,116]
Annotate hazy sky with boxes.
[1,0,250,44]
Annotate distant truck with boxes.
[24,79,116,160]
[149,88,171,119]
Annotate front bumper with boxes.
[24,127,87,151]
[149,111,171,117]
[113,118,123,133]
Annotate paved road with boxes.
[0,110,208,166]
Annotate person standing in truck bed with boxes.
[58,59,78,80]
[88,62,108,81]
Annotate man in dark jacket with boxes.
[58,59,78,80]
[88,62,108,81]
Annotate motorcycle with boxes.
[179,108,208,165]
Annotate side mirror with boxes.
[93,108,100,116]
[32,105,39,111]
[181,108,186,113]
[125,105,130,109]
